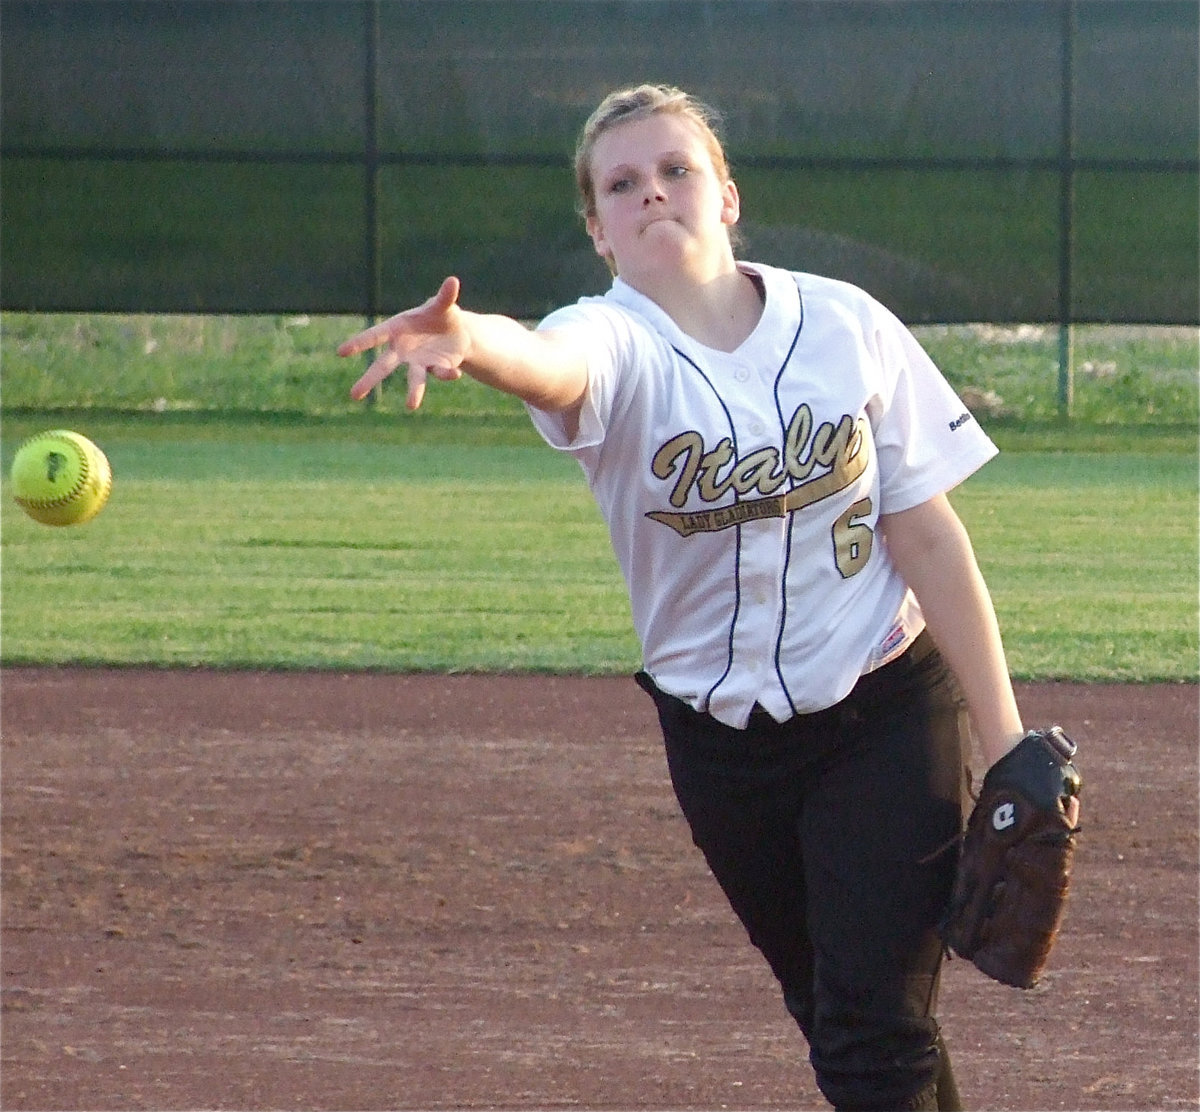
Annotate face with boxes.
[585,112,740,282]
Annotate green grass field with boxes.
[2,315,1196,680]
[5,313,1197,428]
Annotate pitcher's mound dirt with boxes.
[2,669,1196,1110]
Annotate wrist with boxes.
[979,726,1026,770]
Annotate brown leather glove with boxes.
[941,727,1082,988]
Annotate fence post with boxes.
[1057,0,1077,422]
[363,0,383,405]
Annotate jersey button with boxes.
[734,368,750,383]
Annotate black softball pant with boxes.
[637,632,969,1111]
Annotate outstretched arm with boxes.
[338,277,589,415]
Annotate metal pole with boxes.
[364,0,383,404]
[1057,0,1077,422]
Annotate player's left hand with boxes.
[987,738,1080,828]
[942,726,1082,988]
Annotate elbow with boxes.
[879,495,977,590]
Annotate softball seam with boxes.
[13,437,95,510]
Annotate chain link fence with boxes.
[2,0,1196,327]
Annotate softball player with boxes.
[341,84,1077,1112]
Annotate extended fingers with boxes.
[349,347,403,401]
[404,362,464,411]
[432,275,461,311]
[405,364,429,411]
[343,277,465,404]
[337,277,461,359]
[338,316,401,359]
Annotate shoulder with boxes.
[743,262,872,303]
[796,271,892,323]
[540,292,662,350]
[540,289,677,377]
[540,286,655,331]
[744,262,896,332]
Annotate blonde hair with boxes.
[574,84,733,222]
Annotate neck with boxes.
[632,264,764,352]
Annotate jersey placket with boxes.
[705,354,792,723]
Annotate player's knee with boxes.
[808,1011,943,1111]
[782,987,815,1039]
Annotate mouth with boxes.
[639,214,680,234]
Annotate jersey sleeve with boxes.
[868,308,998,514]
[524,301,630,456]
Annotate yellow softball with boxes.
[10,429,113,526]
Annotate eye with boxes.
[608,177,633,194]
[665,163,690,178]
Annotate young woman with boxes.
[339,84,1078,1112]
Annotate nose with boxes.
[643,177,667,205]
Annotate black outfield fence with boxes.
[2,0,1197,327]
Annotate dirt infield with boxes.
[2,668,1196,1111]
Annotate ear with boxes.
[586,214,616,272]
[720,179,741,228]
[586,212,608,257]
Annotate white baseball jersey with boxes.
[529,262,997,729]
